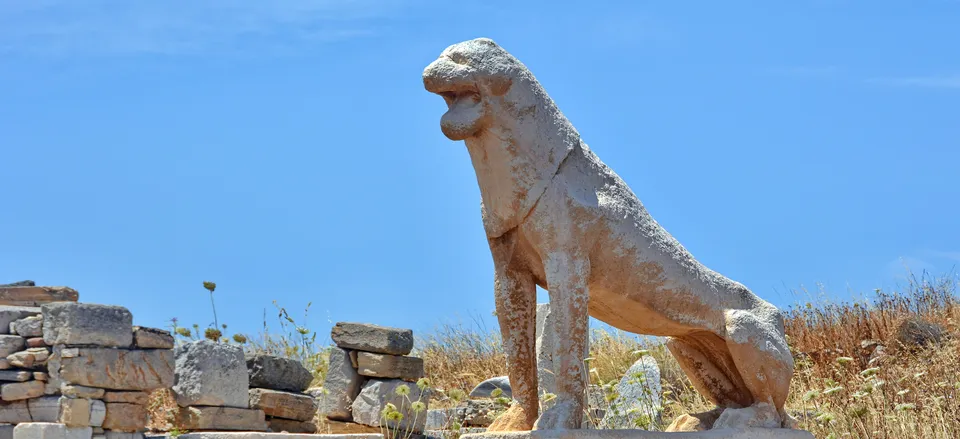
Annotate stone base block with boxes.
[461,429,813,439]
[147,434,381,439]
[172,406,268,432]
[266,418,317,434]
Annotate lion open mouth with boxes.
[437,90,484,141]
[423,57,487,141]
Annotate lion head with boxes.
[422,38,582,237]
[421,38,520,140]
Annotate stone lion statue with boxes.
[422,38,796,432]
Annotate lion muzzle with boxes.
[423,56,487,141]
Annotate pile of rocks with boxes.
[246,353,317,433]
[320,322,430,435]
[169,341,320,434]
[0,283,175,439]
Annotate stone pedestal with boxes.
[460,429,814,439]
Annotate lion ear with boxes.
[485,76,513,97]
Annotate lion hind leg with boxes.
[666,332,754,409]
[723,309,795,423]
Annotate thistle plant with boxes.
[379,380,431,439]
[203,281,219,329]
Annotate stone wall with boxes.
[0,283,174,439]
[319,322,429,435]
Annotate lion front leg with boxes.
[486,234,539,432]
[534,252,590,430]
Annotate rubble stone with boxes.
[103,392,149,405]
[172,406,267,431]
[0,337,24,358]
[2,380,45,401]
[469,377,511,399]
[59,348,173,391]
[266,418,317,434]
[89,400,105,427]
[41,303,132,348]
[102,403,147,432]
[319,347,361,421]
[62,385,106,399]
[0,370,31,382]
[10,316,43,337]
[0,400,32,423]
[173,340,248,408]
[0,307,39,336]
[331,322,414,355]
[248,388,317,422]
[0,286,79,306]
[59,397,92,427]
[27,338,47,348]
[8,347,51,369]
[245,354,312,393]
[356,352,424,381]
[12,423,91,439]
[29,396,62,422]
[351,378,430,433]
[132,327,174,350]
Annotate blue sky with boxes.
[2,1,958,344]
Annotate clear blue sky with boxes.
[2,1,958,344]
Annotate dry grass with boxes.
[419,272,960,438]
[149,273,958,438]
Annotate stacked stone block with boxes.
[320,322,430,435]
[170,341,266,432]
[0,284,174,439]
[245,354,317,434]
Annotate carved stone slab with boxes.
[0,287,78,306]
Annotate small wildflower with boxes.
[802,390,820,401]
[632,349,650,356]
[860,367,880,378]
[448,389,466,402]
[836,356,854,365]
[175,327,192,338]
[203,281,216,293]
[814,412,836,423]
[895,403,916,411]
[416,378,431,390]
[849,405,869,418]
[204,328,222,341]
[411,401,426,413]
[232,334,248,344]
[386,411,404,422]
[395,384,411,397]
[823,386,844,395]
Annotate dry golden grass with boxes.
[419,272,959,438]
[148,273,958,438]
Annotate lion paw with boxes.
[534,399,582,430]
